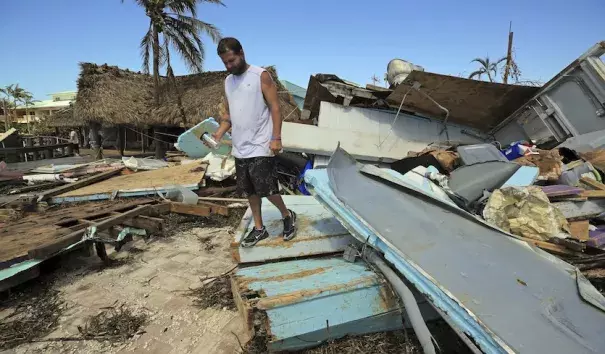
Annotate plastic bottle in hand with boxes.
[201,132,219,149]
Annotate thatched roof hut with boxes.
[73,63,301,127]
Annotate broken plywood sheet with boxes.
[231,195,356,263]
[58,161,207,198]
[231,257,404,352]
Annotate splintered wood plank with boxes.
[569,220,590,241]
[170,202,211,217]
[580,177,605,191]
[58,162,207,197]
[580,190,605,199]
[541,185,583,198]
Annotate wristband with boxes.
[271,137,281,141]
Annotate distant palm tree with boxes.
[468,57,506,82]
[125,0,224,107]
[21,92,36,134]
[1,84,29,130]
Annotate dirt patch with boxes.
[198,235,217,251]
[0,283,64,350]
[186,275,236,311]
[77,304,148,342]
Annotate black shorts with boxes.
[235,157,280,198]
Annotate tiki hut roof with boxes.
[73,63,301,127]
[45,105,86,127]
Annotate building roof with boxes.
[72,63,301,126]
[280,80,307,98]
[17,99,72,110]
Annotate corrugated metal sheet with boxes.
[305,147,605,354]
[231,257,404,351]
[231,195,356,263]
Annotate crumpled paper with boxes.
[483,186,570,241]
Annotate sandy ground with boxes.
[2,226,247,354]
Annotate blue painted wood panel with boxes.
[232,196,356,263]
[233,257,403,351]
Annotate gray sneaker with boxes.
[283,210,297,241]
[241,226,269,248]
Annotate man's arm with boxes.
[260,71,282,153]
[214,94,231,140]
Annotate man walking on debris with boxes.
[210,37,297,247]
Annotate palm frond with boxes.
[494,56,507,66]
[163,24,203,73]
[470,57,489,69]
[169,13,222,43]
[468,70,484,80]
[166,0,197,15]
[140,23,154,74]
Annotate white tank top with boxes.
[224,65,273,159]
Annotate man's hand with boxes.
[270,139,282,155]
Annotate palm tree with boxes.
[21,92,36,134]
[0,87,11,131]
[468,57,506,82]
[125,0,224,107]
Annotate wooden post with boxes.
[154,126,165,159]
[117,125,125,156]
[44,148,53,159]
[37,136,44,159]
[90,122,103,160]
[82,127,89,148]
[503,21,514,84]
[26,137,35,161]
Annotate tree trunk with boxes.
[503,29,514,84]
[117,125,125,156]
[152,27,160,108]
[2,101,7,131]
[25,104,30,134]
[154,126,165,159]
[90,122,103,160]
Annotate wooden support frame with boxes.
[27,202,171,260]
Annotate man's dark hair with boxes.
[217,37,243,55]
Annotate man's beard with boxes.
[230,61,247,75]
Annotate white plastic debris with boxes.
[122,156,169,171]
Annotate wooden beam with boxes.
[516,236,581,256]
[569,220,589,241]
[170,202,211,217]
[197,201,229,216]
[28,205,152,260]
[120,215,164,233]
[580,190,605,199]
[580,177,605,191]
[37,167,123,202]
[199,196,248,203]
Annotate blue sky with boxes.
[1,0,603,100]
